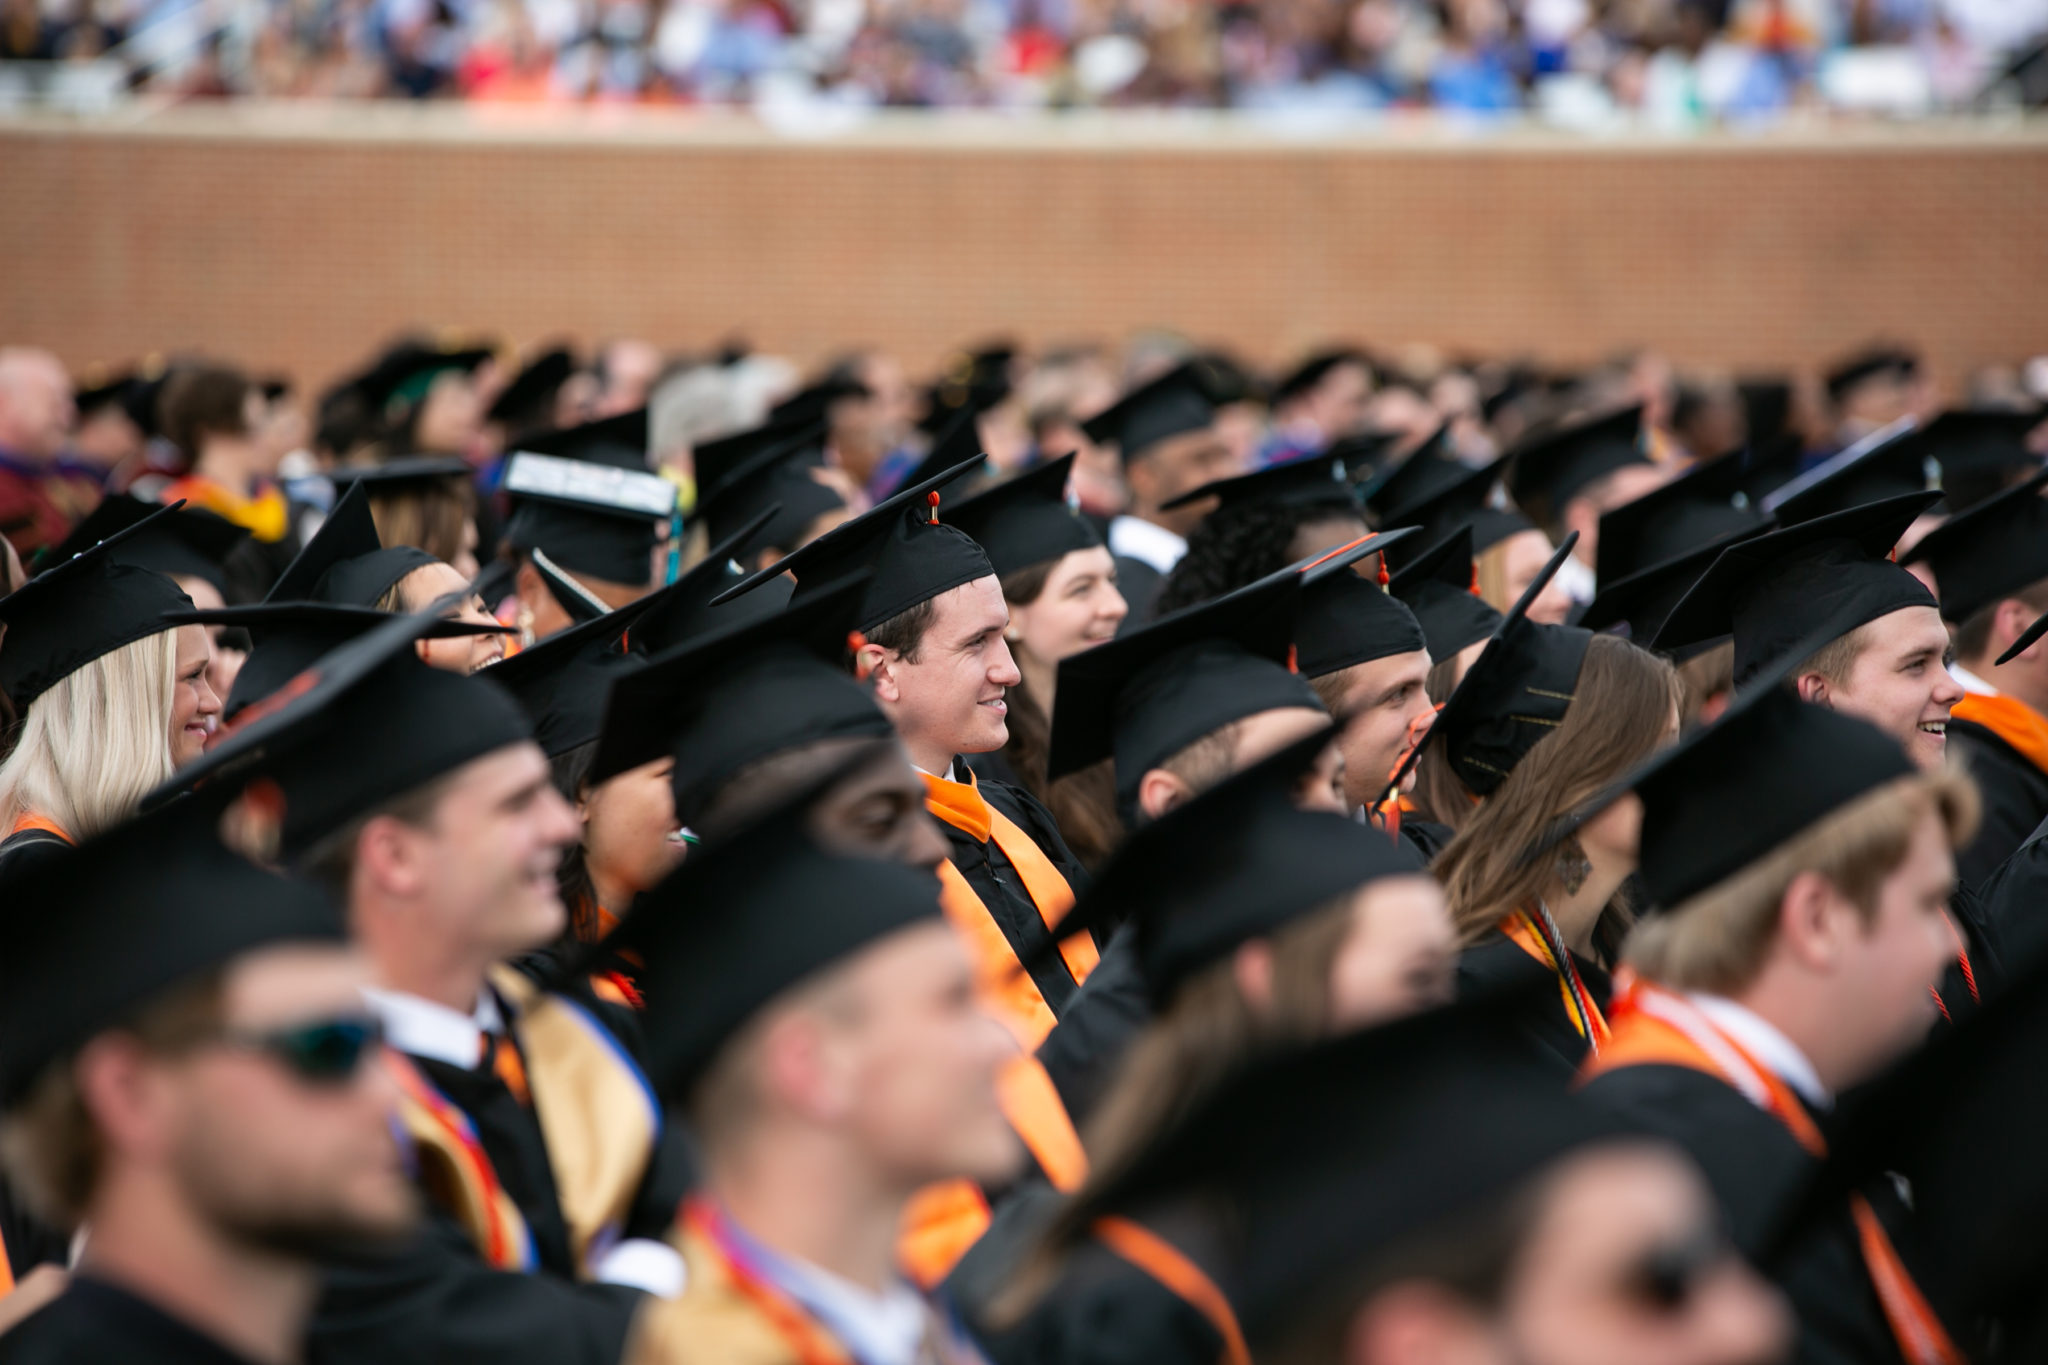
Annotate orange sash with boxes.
[1094,1216,1251,1365]
[1952,691,2048,777]
[6,814,72,843]
[922,770,1096,1051]
[1500,910,1611,1053]
[682,1199,855,1365]
[160,475,290,543]
[0,1222,13,1297]
[385,1050,538,1271]
[1585,981,1966,1365]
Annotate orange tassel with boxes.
[1286,643,1299,674]
[1376,555,1390,589]
[927,491,942,525]
[1469,563,1481,595]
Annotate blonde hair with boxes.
[1624,770,1978,995]
[0,630,181,841]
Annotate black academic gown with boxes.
[1951,719,2048,892]
[0,828,69,900]
[976,1237,1222,1365]
[1034,927,1152,1131]
[1455,934,1612,1077]
[1110,556,1166,634]
[939,777,1093,1018]
[0,1275,263,1365]
[310,983,682,1365]
[1581,1064,1929,1365]
[1396,816,1454,864]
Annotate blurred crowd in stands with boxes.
[3,0,2046,119]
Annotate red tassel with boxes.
[846,629,868,653]
[1469,563,1481,596]
[1286,643,1299,674]
[927,491,942,525]
[1376,555,1390,589]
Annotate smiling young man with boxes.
[0,798,414,1364]
[1579,684,1974,1365]
[155,609,689,1365]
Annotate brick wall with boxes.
[4,111,2047,395]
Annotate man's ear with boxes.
[513,560,545,612]
[1997,598,2042,664]
[1795,671,1832,708]
[356,816,427,900]
[1137,767,1190,822]
[1232,939,1276,1014]
[1561,496,1601,555]
[1776,869,1846,973]
[1341,1280,1495,1365]
[859,643,897,699]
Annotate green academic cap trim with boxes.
[1385,526,1502,665]
[0,501,196,709]
[0,796,344,1109]
[944,453,1100,580]
[710,459,992,633]
[1654,491,1940,686]
[1081,361,1218,464]
[1903,466,2048,625]
[1434,533,1592,798]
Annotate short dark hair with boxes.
[159,364,252,456]
[865,596,939,664]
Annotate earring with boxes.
[1558,836,1592,897]
[516,604,536,650]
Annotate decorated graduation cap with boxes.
[1160,448,1359,517]
[1579,525,1768,656]
[331,455,475,497]
[693,419,843,556]
[1080,361,1218,464]
[0,796,343,1108]
[711,458,991,634]
[944,453,1100,579]
[1654,491,1941,686]
[518,407,650,473]
[502,450,677,588]
[1046,571,1321,814]
[486,345,577,433]
[1291,528,1427,679]
[0,502,195,709]
[1385,525,1502,664]
[607,762,945,1098]
[591,575,893,821]
[1434,534,1592,797]
[1763,417,1930,526]
[147,601,534,858]
[1903,466,2048,626]
[1505,404,1652,529]
[482,512,781,759]
[43,494,249,597]
[1595,452,1767,586]
[175,601,510,723]
[267,482,438,608]
[1070,997,1622,1353]
[1050,724,1423,1009]
[1370,448,1532,556]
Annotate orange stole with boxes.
[6,814,72,843]
[1094,1216,1250,1365]
[1952,691,2048,777]
[1583,981,1966,1365]
[921,770,1096,1051]
[1499,911,1611,1051]
[0,1221,13,1297]
[160,475,290,543]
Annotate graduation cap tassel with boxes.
[927,491,942,526]
[1376,555,1391,590]
[1469,562,1482,596]
[848,630,876,683]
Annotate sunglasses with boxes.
[1624,1224,1727,1313]
[215,1016,386,1085]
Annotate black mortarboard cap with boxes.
[0,503,195,709]
[1370,447,1532,556]
[502,451,678,587]
[1903,466,2048,625]
[1824,345,1918,404]
[590,576,893,819]
[486,346,577,431]
[608,775,943,1097]
[1655,492,1941,685]
[1269,348,1367,408]
[1046,573,1321,811]
[0,797,343,1108]
[1159,448,1359,515]
[1071,999,1621,1351]
[1434,535,1592,797]
[1579,524,1770,656]
[175,601,510,723]
[896,405,991,497]
[1325,428,1401,484]
[1050,725,1423,1008]
[43,495,250,597]
[332,455,475,496]
[945,454,1100,579]
[1595,453,1768,585]
[692,419,826,503]
[266,483,438,608]
[1385,526,1502,664]
[1733,432,1809,507]
[1763,418,1932,526]
[1080,362,1218,464]
[1737,377,1793,450]
[769,373,870,430]
[1505,404,1652,525]
[1922,409,2041,481]
[518,408,651,473]
[353,338,494,413]
[711,459,993,633]
[1291,529,1427,678]
[70,368,138,416]
[147,602,534,857]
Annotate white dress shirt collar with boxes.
[1108,515,1187,575]
[365,987,503,1068]
[1689,993,1832,1109]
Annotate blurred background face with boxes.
[580,756,683,904]
[406,744,579,959]
[163,945,416,1256]
[1827,807,1959,1087]
[1127,427,1241,533]
[1500,1144,1789,1365]
[1326,875,1457,1031]
[805,748,951,871]
[0,348,73,462]
[1495,529,1574,625]
[397,563,506,673]
[822,922,1020,1190]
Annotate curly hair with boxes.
[1154,500,1356,617]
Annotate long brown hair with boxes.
[1434,634,1679,961]
[367,478,478,568]
[997,559,1123,869]
[995,898,1353,1322]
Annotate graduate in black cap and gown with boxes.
[1579,681,1977,1365]
[689,418,849,572]
[1503,403,1667,590]
[1150,447,1369,617]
